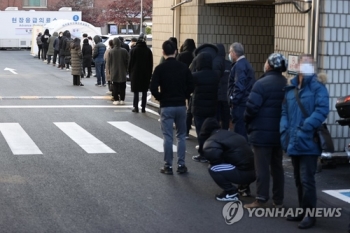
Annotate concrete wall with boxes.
[318,0,350,152]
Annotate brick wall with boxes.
[318,0,350,152]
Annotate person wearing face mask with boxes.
[280,54,329,229]
[243,53,288,209]
[53,32,62,66]
[227,42,255,141]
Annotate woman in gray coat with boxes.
[70,38,84,86]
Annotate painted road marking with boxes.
[108,121,177,153]
[0,123,42,155]
[54,122,116,154]
[323,189,350,204]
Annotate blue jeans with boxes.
[291,155,318,210]
[231,106,248,141]
[95,61,106,85]
[194,115,207,154]
[160,106,187,166]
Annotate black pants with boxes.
[216,100,230,130]
[42,45,48,60]
[47,55,52,64]
[208,164,256,193]
[53,50,59,64]
[253,146,284,204]
[38,45,42,59]
[291,155,318,209]
[113,82,126,101]
[73,75,80,85]
[60,55,67,68]
[133,91,147,110]
[83,65,92,77]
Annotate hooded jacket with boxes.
[70,38,82,76]
[82,39,93,67]
[191,52,220,117]
[47,32,58,56]
[280,73,329,156]
[201,118,255,171]
[176,39,196,67]
[93,35,106,62]
[244,70,287,146]
[190,43,224,78]
[129,40,153,92]
[61,31,72,57]
[215,44,232,102]
[41,29,51,47]
[108,38,129,83]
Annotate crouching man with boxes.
[200,117,256,201]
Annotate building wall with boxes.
[318,0,350,152]
[0,0,61,10]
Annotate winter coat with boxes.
[244,70,287,146]
[61,31,72,57]
[53,36,60,51]
[190,43,225,78]
[82,41,92,67]
[215,44,232,102]
[47,32,58,56]
[280,73,329,156]
[41,29,51,48]
[176,39,196,67]
[93,35,106,63]
[36,34,42,45]
[70,38,82,76]
[104,47,112,82]
[59,31,67,55]
[191,52,220,117]
[200,118,255,171]
[129,41,153,92]
[108,38,129,83]
[150,57,194,108]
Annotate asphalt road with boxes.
[0,50,348,233]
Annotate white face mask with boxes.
[299,63,314,75]
[228,54,232,62]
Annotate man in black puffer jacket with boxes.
[191,52,220,163]
[200,117,255,201]
[243,53,288,209]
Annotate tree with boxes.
[105,0,153,34]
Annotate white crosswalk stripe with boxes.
[108,121,177,153]
[0,123,42,155]
[54,122,116,154]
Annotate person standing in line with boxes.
[82,38,93,78]
[191,52,220,163]
[36,33,43,60]
[118,36,130,52]
[159,37,178,64]
[104,39,114,95]
[129,33,153,113]
[129,37,138,50]
[200,117,255,201]
[46,32,58,65]
[53,32,62,66]
[227,42,255,140]
[41,29,51,62]
[70,38,84,86]
[62,30,73,70]
[59,30,68,69]
[280,54,329,229]
[150,40,194,174]
[108,38,129,105]
[243,53,288,209]
[93,35,107,87]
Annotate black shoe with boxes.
[86,76,90,78]
[287,214,305,222]
[192,155,208,163]
[298,216,316,229]
[141,109,146,113]
[79,83,84,86]
[132,108,139,113]
[160,165,173,175]
[177,165,188,174]
[215,191,239,202]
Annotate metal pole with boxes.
[140,0,143,33]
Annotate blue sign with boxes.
[73,15,79,21]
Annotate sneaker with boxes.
[95,84,102,87]
[177,165,188,174]
[106,91,112,95]
[215,191,239,202]
[79,83,84,86]
[132,108,139,113]
[66,68,69,71]
[43,60,47,62]
[244,200,267,209]
[119,100,125,105]
[102,84,107,87]
[160,165,173,175]
[192,155,208,163]
[238,186,251,197]
[113,101,120,105]
[195,145,199,150]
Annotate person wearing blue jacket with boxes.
[93,35,107,86]
[228,42,255,140]
[280,54,329,229]
[243,53,288,209]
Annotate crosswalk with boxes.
[0,121,177,155]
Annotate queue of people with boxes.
[151,38,330,230]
